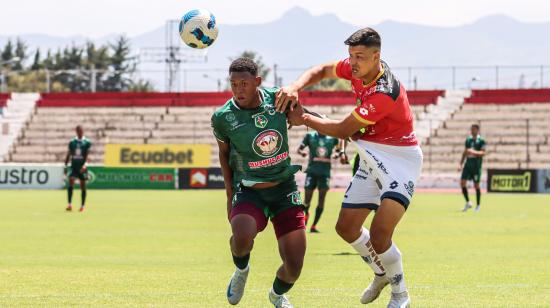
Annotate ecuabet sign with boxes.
[104,144,211,168]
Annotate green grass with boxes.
[0,190,549,307]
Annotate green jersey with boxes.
[301,132,339,177]
[68,137,92,167]
[464,135,486,167]
[211,87,300,185]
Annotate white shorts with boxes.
[343,140,423,210]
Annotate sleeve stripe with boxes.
[215,136,227,143]
[351,111,375,125]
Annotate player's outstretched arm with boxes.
[216,140,234,221]
[302,113,365,140]
[275,61,338,112]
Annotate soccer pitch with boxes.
[0,190,549,307]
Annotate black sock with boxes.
[461,187,469,202]
[273,276,294,295]
[312,206,324,227]
[475,188,481,206]
[232,253,250,270]
[303,204,310,216]
[68,186,73,204]
[81,189,87,206]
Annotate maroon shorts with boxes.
[230,202,305,239]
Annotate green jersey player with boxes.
[211,58,306,308]
[459,124,486,212]
[297,131,343,232]
[64,125,92,212]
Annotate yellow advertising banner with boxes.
[104,144,211,168]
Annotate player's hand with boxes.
[275,86,299,112]
[340,153,349,165]
[300,152,307,158]
[80,166,87,173]
[458,164,463,171]
[287,104,305,126]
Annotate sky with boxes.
[1,0,549,38]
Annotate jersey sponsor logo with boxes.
[404,180,415,196]
[252,129,283,158]
[253,114,268,128]
[389,181,399,189]
[316,146,327,157]
[359,107,369,116]
[263,104,276,116]
[368,104,377,113]
[248,151,289,169]
[287,191,302,205]
[364,149,389,175]
[225,113,236,122]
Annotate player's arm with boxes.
[82,146,90,172]
[64,150,71,175]
[459,143,468,170]
[216,139,234,220]
[275,61,338,112]
[297,135,309,157]
[302,112,366,140]
[334,139,349,164]
[467,142,487,157]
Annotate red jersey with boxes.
[335,58,418,146]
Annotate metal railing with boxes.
[1,64,549,92]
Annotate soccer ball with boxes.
[179,9,219,49]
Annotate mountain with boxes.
[2,7,549,90]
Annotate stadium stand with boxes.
[7,91,438,174]
[0,93,37,162]
[425,89,550,173]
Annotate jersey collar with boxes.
[362,65,385,88]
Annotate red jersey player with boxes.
[276,28,422,308]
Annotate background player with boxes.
[459,124,486,212]
[211,58,306,308]
[297,130,344,233]
[277,27,422,308]
[64,125,92,212]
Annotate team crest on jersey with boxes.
[253,114,268,128]
[316,146,328,157]
[252,129,283,157]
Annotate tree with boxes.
[30,49,42,71]
[13,38,27,70]
[0,37,153,92]
[103,35,135,92]
[1,40,14,67]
